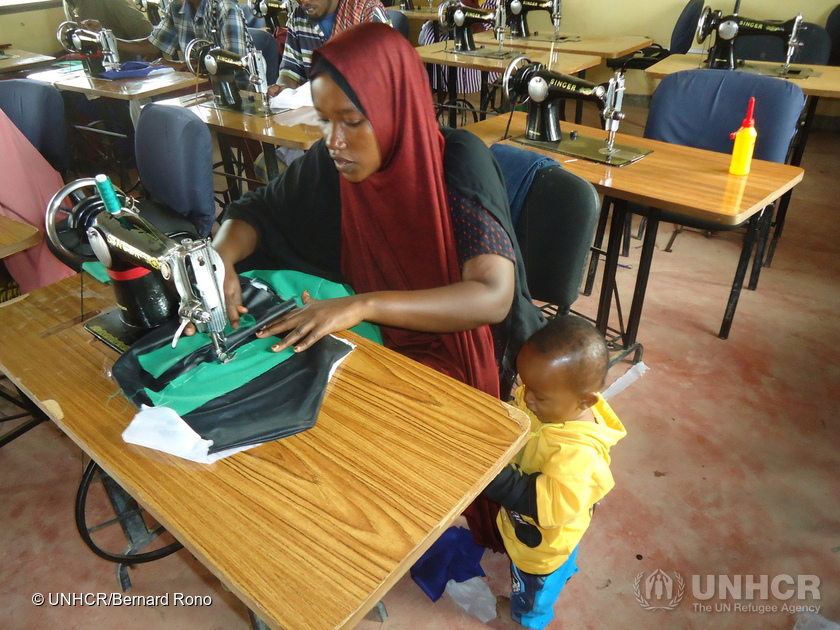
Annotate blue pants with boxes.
[510,545,580,629]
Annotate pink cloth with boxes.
[0,108,76,293]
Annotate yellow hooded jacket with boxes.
[497,387,627,575]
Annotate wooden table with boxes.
[464,112,804,353]
[0,48,55,76]
[645,53,840,264]
[415,41,600,126]
[0,215,41,259]
[0,274,528,630]
[474,31,653,59]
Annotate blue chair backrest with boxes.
[825,4,840,65]
[669,0,704,54]
[645,69,805,164]
[135,104,216,237]
[0,79,69,172]
[248,27,280,85]
[734,22,831,66]
[387,9,410,40]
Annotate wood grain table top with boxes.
[0,48,55,75]
[415,41,600,74]
[28,68,208,101]
[156,91,322,150]
[464,112,804,225]
[473,31,653,59]
[0,275,529,629]
[0,215,41,259]
[645,53,840,99]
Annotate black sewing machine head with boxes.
[185,38,270,115]
[504,0,560,38]
[438,0,499,52]
[56,20,120,76]
[249,0,288,31]
[696,7,803,71]
[502,56,606,142]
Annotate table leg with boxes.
[719,208,764,340]
[262,142,280,181]
[624,208,660,349]
[595,198,627,335]
[448,64,457,128]
[479,70,489,121]
[216,133,242,203]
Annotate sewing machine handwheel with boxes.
[438,0,457,33]
[56,21,78,53]
[502,55,532,105]
[185,38,213,76]
[45,177,131,268]
[695,6,715,45]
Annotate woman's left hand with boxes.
[256,291,367,353]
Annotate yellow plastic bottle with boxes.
[729,97,757,176]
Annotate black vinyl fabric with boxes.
[112,277,353,453]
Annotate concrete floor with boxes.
[2,104,838,630]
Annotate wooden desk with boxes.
[473,31,653,59]
[0,275,528,630]
[0,215,41,259]
[416,41,600,126]
[47,70,207,101]
[644,53,840,99]
[0,48,55,76]
[464,112,804,350]
[645,53,840,263]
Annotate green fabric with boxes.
[135,269,382,416]
[83,261,110,283]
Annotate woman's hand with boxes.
[256,291,367,352]
[221,260,248,329]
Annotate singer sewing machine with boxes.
[184,38,271,116]
[399,0,414,10]
[249,0,289,30]
[56,20,120,77]
[45,175,234,362]
[504,0,574,42]
[438,0,516,58]
[695,7,816,78]
[501,56,650,166]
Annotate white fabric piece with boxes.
[269,81,313,110]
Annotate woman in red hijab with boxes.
[217,22,542,398]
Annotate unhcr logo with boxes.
[634,570,686,610]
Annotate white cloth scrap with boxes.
[269,81,313,111]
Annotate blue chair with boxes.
[615,69,804,338]
[248,27,280,85]
[734,22,831,66]
[387,9,410,40]
[608,0,704,71]
[0,79,70,173]
[135,104,217,237]
[491,144,600,317]
[824,4,840,65]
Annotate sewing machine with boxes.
[501,56,650,166]
[56,20,120,77]
[505,0,565,40]
[185,38,271,116]
[696,7,808,76]
[135,0,169,25]
[438,0,516,58]
[399,0,414,10]
[45,175,233,362]
[249,0,288,30]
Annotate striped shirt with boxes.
[279,0,389,86]
[149,0,252,59]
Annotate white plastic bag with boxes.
[794,613,840,630]
[444,577,497,623]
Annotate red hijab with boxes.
[312,22,499,396]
